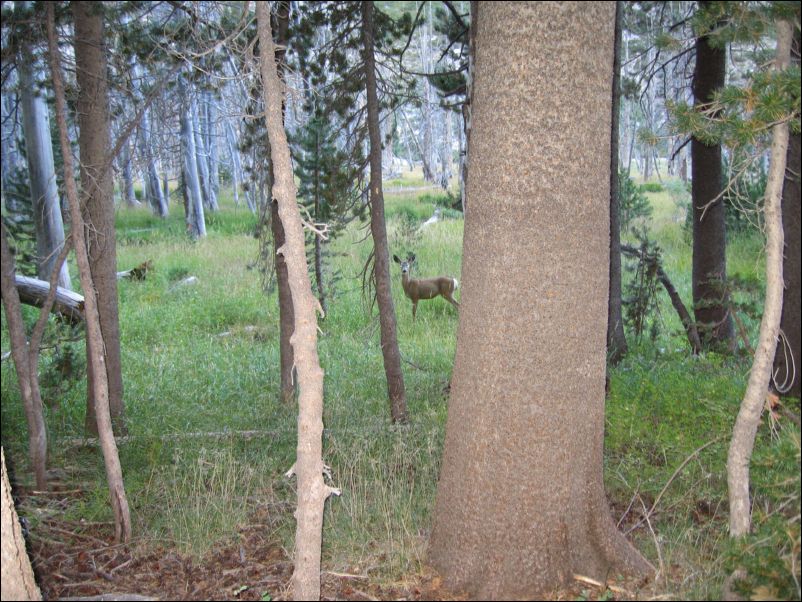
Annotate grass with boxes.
[1,173,799,599]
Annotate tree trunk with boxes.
[73,2,126,437]
[256,6,339,601]
[362,1,407,424]
[205,92,220,202]
[429,4,651,598]
[774,26,801,398]
[225,120,242,206]
[727,20,792,538]
[607,0,628,365]
[1,448,42,601]
[180,89,207,238]
[48,1,131,543]
[18,47,71,291]
[120,142,140,207]
[691,1,734,351]
[192,96,218,213]
[0,224,48,491]
[270,0,296,406]
[136,108,168,217]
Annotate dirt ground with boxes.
[24,483,648,601]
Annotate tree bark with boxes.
[73,2,126,437]
[17,44,72,291]
[774,26,801,398]
[270,0,296,406]
[1,447,42,601]
[120,142,140,207]
[727,20,792,538]
[362,1,407,424]
[691,1,735,351]
[47,1,132,543]
[256,5,338,600]
[180,82,207,238]
[607,0,628,365]
[0,224,48,491]
[429,4,651,598]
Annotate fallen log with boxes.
[13,274,84,324]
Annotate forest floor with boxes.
[3,171,800,601]
[26,488,652,602]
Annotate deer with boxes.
[393,252,459,321]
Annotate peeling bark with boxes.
[256,5,338,600]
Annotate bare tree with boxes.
[256,4,339,599]
[727,19,792,538]
[0,223,48,490]
[362,0,407,423]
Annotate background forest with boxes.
[0,1,800,601]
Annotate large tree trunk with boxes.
[774,26,801,398]
[607,0,628,365]
[73,1,126,437]
[48,1,131,543]
[362,1,407,424]
[17,45,71,291]
[1,448,42,601]
[691,1,734,351]
[727,20,792,538]
[256,6,338,600]
[428,4,651,598]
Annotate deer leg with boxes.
[412,301,418,322]
[444,293,460,308]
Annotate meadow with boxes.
[1,171,799,600]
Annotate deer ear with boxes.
[393,255,400,264]
[409,253,416,262]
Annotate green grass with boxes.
[1,174,799,599]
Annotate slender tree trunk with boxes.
[607,0,627,365]
[1,448,42,601]
[180,80,207,238]
[727,20,792,538]
[225,121,242,206]
[256,6,339,600]
[136,108,168,217]
[192,96,218,213]
[120,142,140,207]
[270,0,296,406]
[18,50,71,291]
[0,223,48,491]
[206,92,220,201]
[691,1,734,351]
[429,4,651,597]
[362,1,407,424]
[72,2,126,437]
[48,1,131,543]
[774,26,801,398]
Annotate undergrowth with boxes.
[1,175,799,599]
